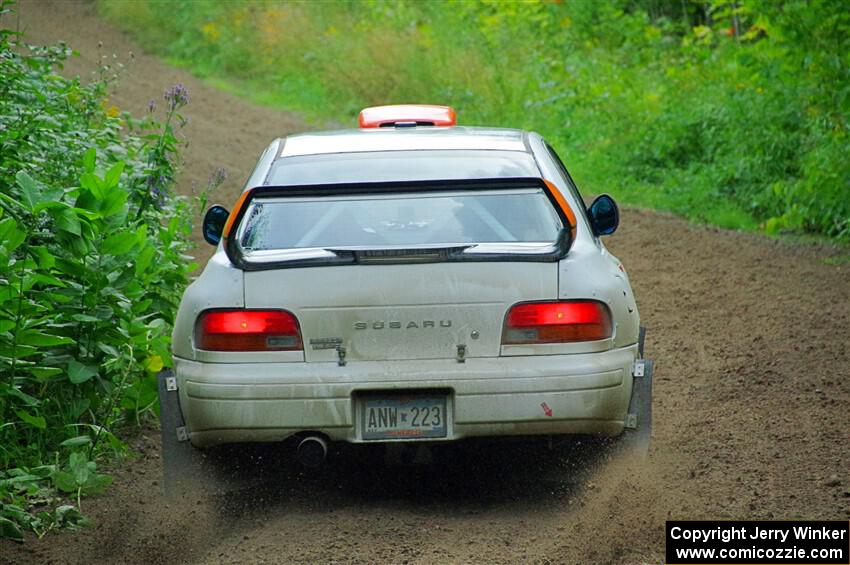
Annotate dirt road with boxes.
[4,2,849,564]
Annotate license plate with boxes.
[360,395,448,440]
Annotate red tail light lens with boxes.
[503,301,612,344]
[196,310,302,351]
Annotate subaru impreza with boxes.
[159,105,653,485]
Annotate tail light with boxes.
[196,309,302,351]
[502,301,612,344]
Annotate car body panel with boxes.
[264,150,540,186]
[279,126,527,158]
[171,252,245,361]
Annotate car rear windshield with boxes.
[237,189,563,251]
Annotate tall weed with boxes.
[0,5,197,539]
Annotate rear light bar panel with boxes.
[359,104,457,128]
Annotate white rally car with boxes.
[159,105,652,486]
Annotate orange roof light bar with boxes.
[359,105,457,128]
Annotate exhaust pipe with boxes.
[296,435,328,468]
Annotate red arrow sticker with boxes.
[541,402,553,417]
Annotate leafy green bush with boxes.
[101,0,849,242]
[0,5,201,539]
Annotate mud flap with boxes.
[620,358,653,457]
[158,370,211,499]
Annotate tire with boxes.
[157,370,213,500]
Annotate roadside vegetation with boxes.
[100,0,849,242]
[0,2,222,540]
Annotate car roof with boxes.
[278,126,529,158]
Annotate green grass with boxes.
[98,0,850,244]
[204,73,337,128]
[823,255,850,266]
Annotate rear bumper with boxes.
[174,345,639,447]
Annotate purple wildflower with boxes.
[164,83,189,111]
[147,99,156,114]
[146,174,168,208]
